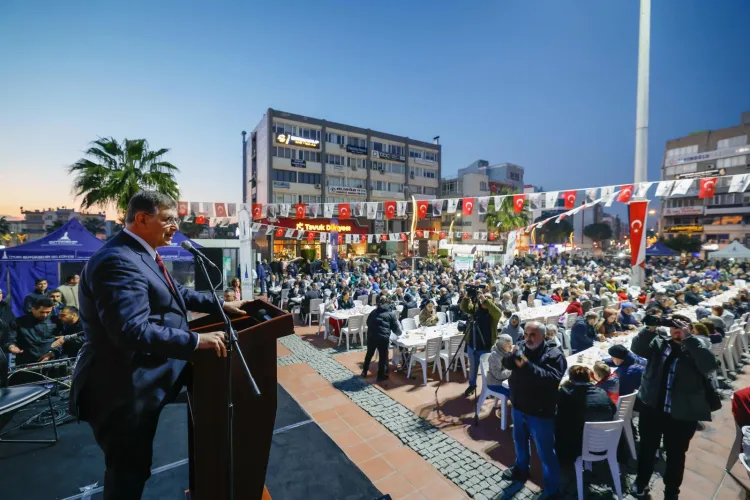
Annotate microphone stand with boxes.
[194,255,260,500]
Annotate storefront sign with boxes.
[666,146,750,167]
[275,133,320,149]
[372,150,406,162]
[664,225,704,233]
[346,144,368,155]
[413,157,437,166]
[454,255,474,271]
[291,159,307,168]
[273,181,291,189]
[328,186,366,197]
[295,222,352,232]
[674,168,725,180]
[663,206,704,216]
[269,217,368,234]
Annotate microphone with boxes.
[254,308,273,322]
[180,240,219,269]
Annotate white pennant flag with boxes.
[319,232,327,243]
[297,231,304,240]
[528,193,541,210]
[671,179,693,196]
[344,234,350,244]
[366,202,378,219]
[309,204,319,217]
[265,225,274,235]
[545,191,558,209]
[480,232,487,240]
[585,188,598,203]
[354,202,365,217]
[368,234,375,243]
[388,233,397,241]
[279,204,289,217]
[267,204,276,218]
[432,200,443,216]
[284,228,295,238]
[601,186,616,207]
[251,222,260,232]
[323,204,334,218]
[261,204,268,217]
[473,232,481,240]
[729,174,750,193]
[396,201,407,217]
[375,234,382,242]
[423,230,430,239]
[447,198,458,213]
[655,180,675,197]
[478,197,490,214]
[492,195,504,208]
[634,182,653,198]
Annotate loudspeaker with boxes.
[194,248,225,291]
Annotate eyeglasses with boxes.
[163,216,180,227]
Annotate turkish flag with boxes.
[628,200,649,267]
[215,203,227,218]
[563,191,577,210]
[416,200,429,219]
[195,214,206,225]
[338,234,343,244]
[462,198,475,216]
[489,232,497,241]
[439,231,447,239]
[295,203,306,218]
[381,234,388,241]
[400,233,407,241]
[307,232,315,242]
[275,228,284,237]
[383,201,396,219]
[699,177,717,199]
[462,232,470,240]
[338,203,350,218]
[252,204,262,219]
[360,234,366,243]
[513,195,525,213]
[178,201,189,217]
[618,184,634,203]
[416,230,423,238]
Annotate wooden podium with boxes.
[186,299,294,500]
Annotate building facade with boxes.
[659,111,750,248]
[246,109,441,260]
[17,207,106,243]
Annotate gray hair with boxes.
[525,321,546,336]
[546,324,558,335]
[125,191,177,223]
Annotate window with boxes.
[424,151,438,162]
[300,195,321,204]
[717,155,747,169]
[717,136,747,149]
[273,193,297,204]
[325,154,345,166]
[410,149,423,159]
[509,172,521,181]
[327,196,355,204]
[372,161,405,175]
[272,122,296,136]
[273,169,297,183]
[664,163,698,177]
[371,181,404,193]
[326,132,345,145]
[480,181,489,192]
[371,141,405,157]
[272,146,296,159]
[706,193,743,206]
[441,180,462,196]
[298,173,321,185]
[412,185,437,195]
[347,136,367,148]
[347,157,366,169]
[298,127,321,141]
[298,150,321,162]
[666,145,698,158]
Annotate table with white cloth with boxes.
[393,323,462,374]
[515,302,569,321]
[325,305,376,339]
[563,332,637,380]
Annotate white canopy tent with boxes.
[708,240,750,261]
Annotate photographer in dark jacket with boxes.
[630,314,719,500]
[502,321,567,498]
[361,295,401,381]
[460,290,502,397]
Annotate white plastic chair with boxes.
[616,392,638,460]
[574,420,625,500]
[401,318,417,332]
[407,337,443,386]
[407,308,420,319]
[439,335,467,381]
[518,302,528,311]
[711,340,730,380]
[317,302,327,337]
[476,352,510,430]
[533,299,542,308]
[437,312,447,325]
[307,299,324,326]
[279,288,289,309]
[339,315,364,351]
[354,299,365,307]
[565,313,578,329]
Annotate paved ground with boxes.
[272,307,749,500]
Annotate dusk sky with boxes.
[1,0,749,219]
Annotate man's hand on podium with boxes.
[198,332,228,357]
[223,300,251,316]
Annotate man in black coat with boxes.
[302,283,321,322]
[362,295,401,381]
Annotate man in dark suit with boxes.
[69,191,248,499]
[302,283,321,321]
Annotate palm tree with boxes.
[46,220,65,234]
[484,188,529,236]
[68,138,180,219]
[0,216,9,236]
[82,218,105,235]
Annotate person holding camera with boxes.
[460,289,502,397]
[630,315,719,500]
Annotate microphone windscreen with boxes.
[180,240,194,251]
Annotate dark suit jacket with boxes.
[69,231,219,425]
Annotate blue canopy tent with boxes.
[646,241,677,257]
[0,218,103,316]
[157,231,202,262]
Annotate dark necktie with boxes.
[155,253,176,294]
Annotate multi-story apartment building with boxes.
[659,111,750,248]
[246,109,441,259]
[19,207,106,242]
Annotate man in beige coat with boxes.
[58,274,80,309]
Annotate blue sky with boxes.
[1,0,749,217]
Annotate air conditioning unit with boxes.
[351,166,357,171]
[339,143,345,149]
[409,172,415,179]
[314,184,321,189]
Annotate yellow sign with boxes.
[664,225,703,233]
[276,133,320,149]
[295,222,352,232]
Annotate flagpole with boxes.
[631,0,651,288]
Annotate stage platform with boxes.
[0,384,384,500]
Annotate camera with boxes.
[465,285,481,300]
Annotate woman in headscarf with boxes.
[501,313,523,344]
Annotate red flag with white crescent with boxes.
[178,201,189,217]
[699,177,717,199]
[295,203,306,218]
[383,201,396,219]
[381,234,388,241]
[415,230,423,238]
[563,190,577,210]
[338,203,351,219]
[416,200,429,219]
[628,200,648,267]
[489,232,497,241]
[513,194,525,213]
[275,228,284,237]
[307,232,315,242]
[252,204,262,219]
[462,232,470,240]
[439,231,447,239]
[400,233,407,241]
[360,234,366,243]
[618,184,634,203]
[462,198,475,216]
